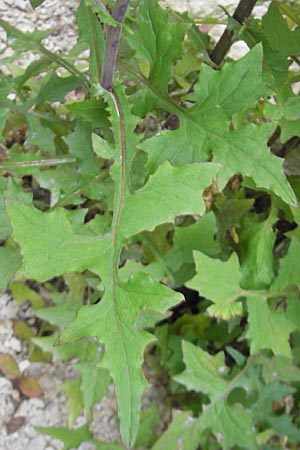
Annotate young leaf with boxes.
[174,341,258,450]
[127,0,187,116]
[76,0,104,84]
[187,252,244,319]
[61,378,84,428]
[76,362,110,421]
[36,425,93,450]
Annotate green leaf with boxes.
[76,362,110,421]
[267,415,300,442]
[0,20,52,53]
[174,341,258,450]
[175,342,228,401]
[170,212,221,267]
[26,116,57,154]
[215,197,254,254]
[65,119,99,180]
[36,425,92,450]
[127,0,187,115]
[0,183,11,240]
[6,85,224,448]
[37,73,82,104]
[6,202,111,281]
[151,411,201,450]
[246,296,295,357]
[199,402,258,450]
[0,177,32,240]
[61,378,84,428]
[238,214,276,290]
[140,46,295,205]
[141,45,266,166]
[261,355,300,384]
[61,273,182,446]
[30,0,47,7]
[66,98,110,133]
[187,252,244,319]
[10,281,44,309]
[135,405,160,448]
[76,0,104,84]
[243,3,300,90]
[0,246,21,292]
[271,238,300,291]
[262,3,300,56]
[119,161,220,239]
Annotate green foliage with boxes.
[1,1,300,449]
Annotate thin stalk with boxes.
[0,157,76,170]
[210,0,258,66]
[39,44,89,89]
[0,101,74,128]
[100,0,130,90]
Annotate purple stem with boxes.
[100,0,130,90]
[210,0,257,66]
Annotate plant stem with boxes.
[0,157,76,170]
[100,0,130,90]
[210,0,257,66]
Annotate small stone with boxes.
[27,435,47,450]
[78,443,97,450]
[19,360,30,372]
[9,337,22,353]
[11,389,20,400]
[5,416,26,434]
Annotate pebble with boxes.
[27,435,47,450]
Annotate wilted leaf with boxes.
[0,354,21,380]
[13,320,34,341]
[18,375,43,398]
[127,0,187,116]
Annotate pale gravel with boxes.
[0,1,270,449]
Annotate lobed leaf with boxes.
[187,252,244,319]
[174,341,258,450]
